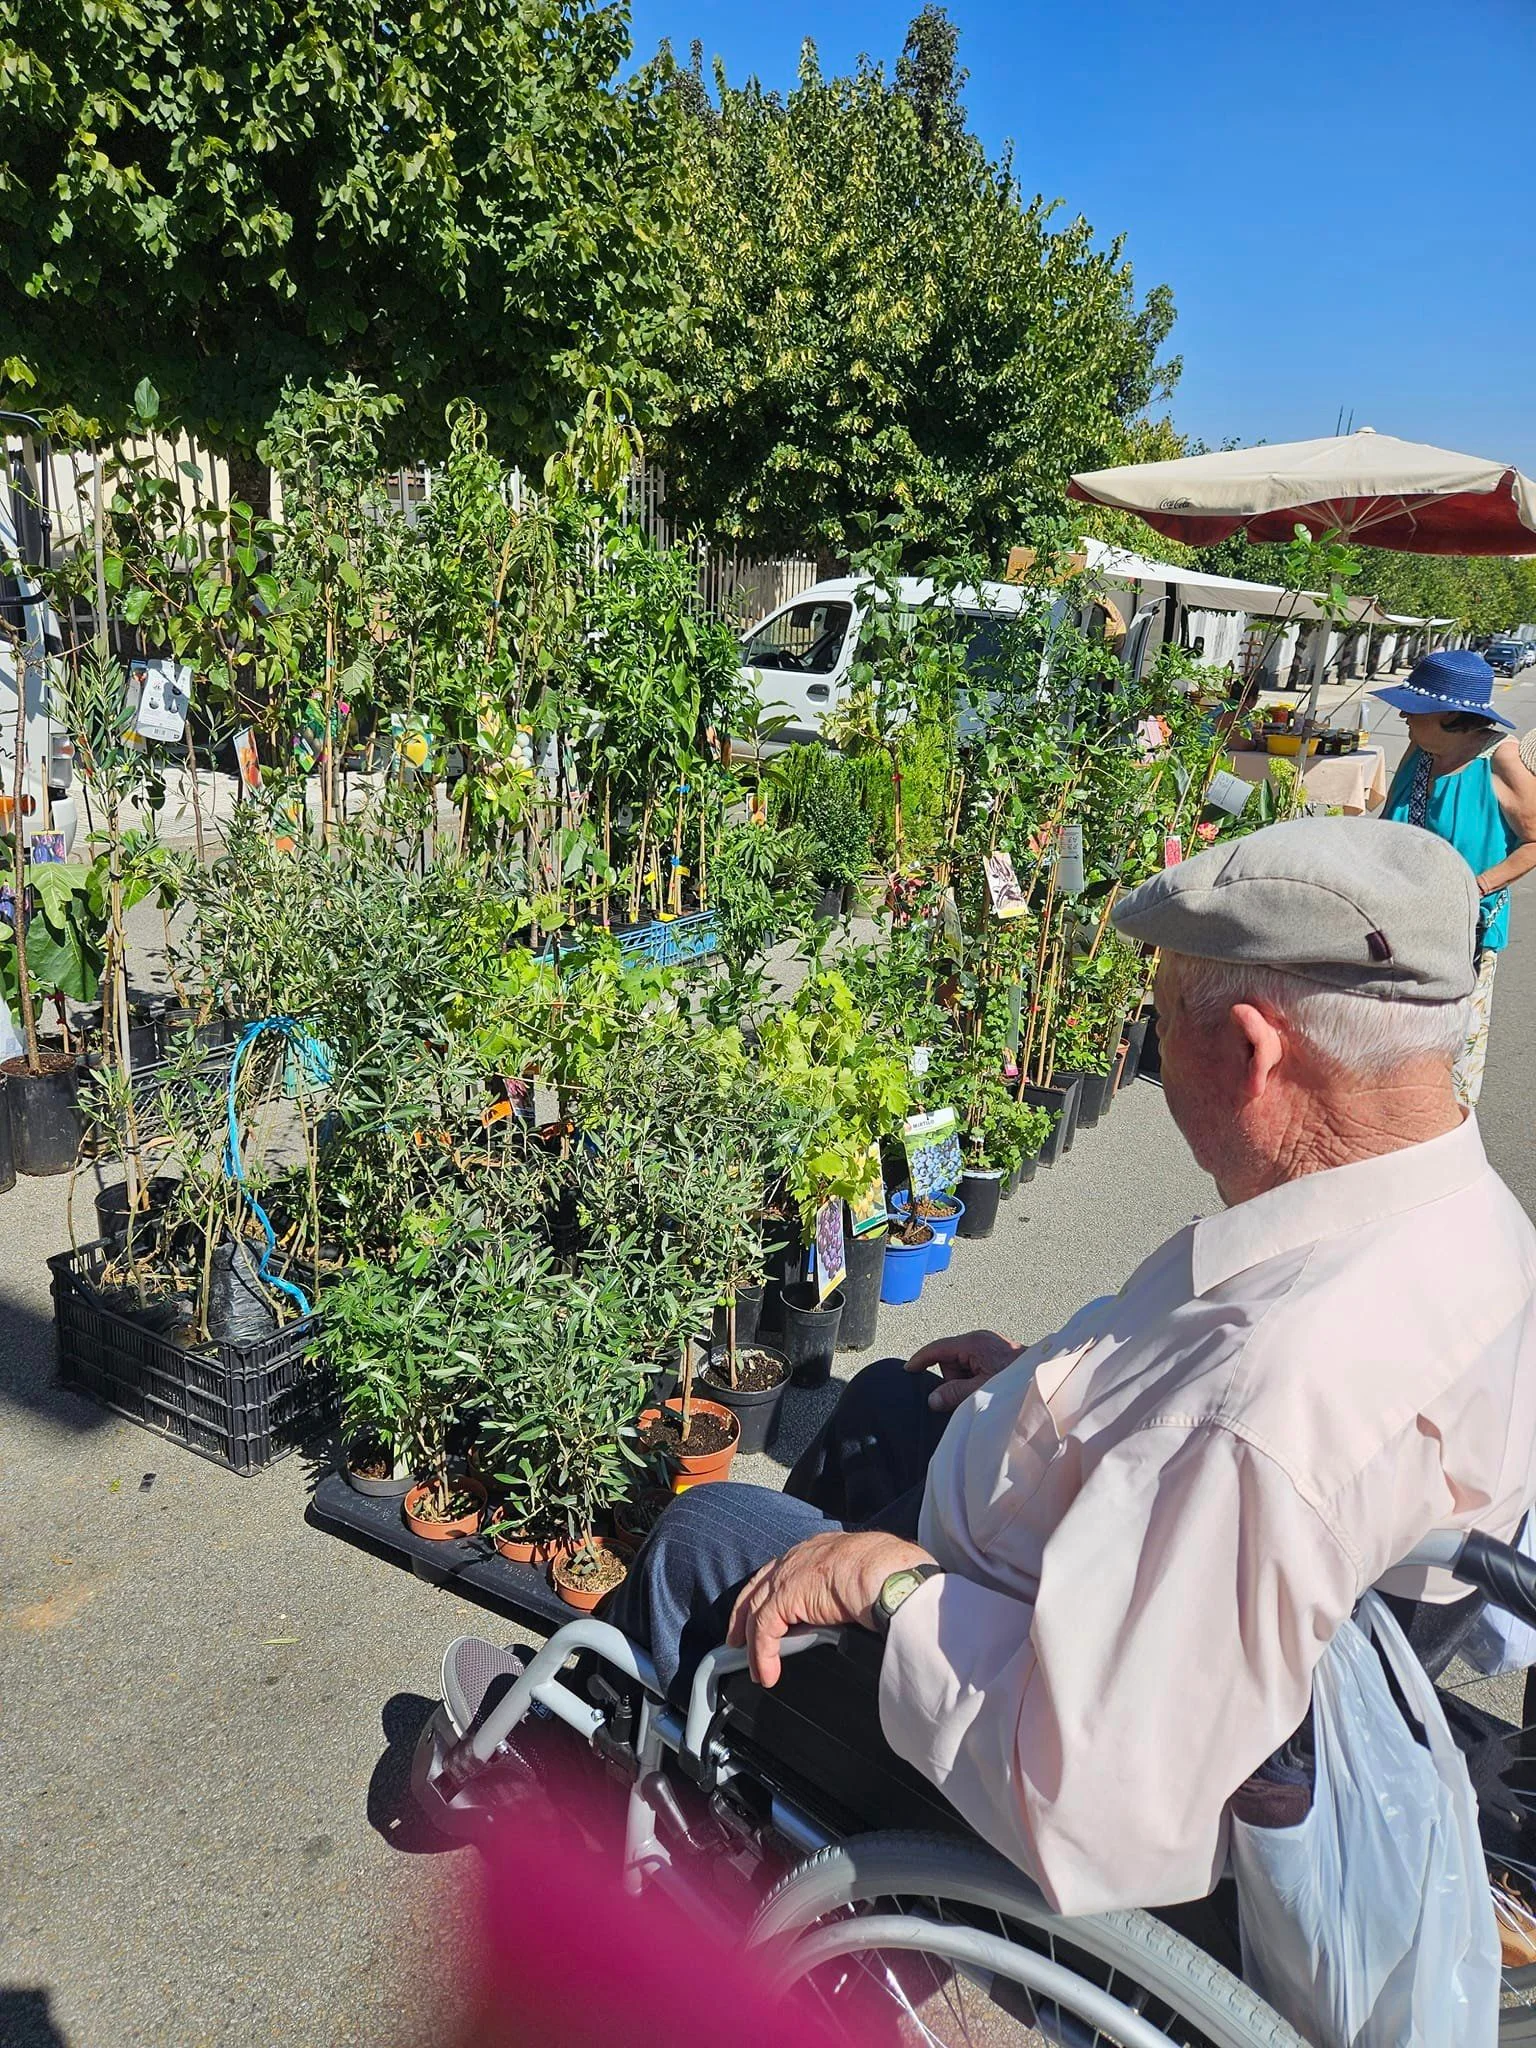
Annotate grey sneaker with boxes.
[441,1637,531,1739]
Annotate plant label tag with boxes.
[27,832,65,864]
[814,1196,847,1300]
[233,728,263,793]
[983,850,1028,919]
[1057,822,1085,897]
[909,1044,931,1076]
[849,1143,888,1238]
[903,1106,957,1142]
[1206,769,1254,816]
[1164,835,1183,867]
[131,659,192,744]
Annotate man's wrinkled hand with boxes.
[726,1530,935,1688]
[905,1328,1023,1412]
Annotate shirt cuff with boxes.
[877,1571,963,1763]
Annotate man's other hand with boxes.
[906,1328,1023,1412]
[726,1530,935,1688]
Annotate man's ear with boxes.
[1228,1002,1286,1102]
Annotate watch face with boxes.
[880,1567,926,1615]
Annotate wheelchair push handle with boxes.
[1395,1524,1536,1628]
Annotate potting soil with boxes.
[700,1348,787,1394]
[639,1410,734,1456]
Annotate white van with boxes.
[0,451,77,851]
[738,575,1062,745]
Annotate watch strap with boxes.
[874,1561,942,1634]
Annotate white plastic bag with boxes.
[1232,1591,1499,2047]
[1462,1510,1536,1677]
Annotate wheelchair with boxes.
[413,1525,1536,2046]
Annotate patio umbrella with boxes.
[1069,428,1536,555]
[1070,428,1536,716]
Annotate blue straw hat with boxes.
[1373,647,1514,729]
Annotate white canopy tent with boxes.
[1077,537,1384,687]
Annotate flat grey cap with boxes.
[1110,816,1478,1002]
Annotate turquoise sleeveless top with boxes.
[1382,745,1519,952]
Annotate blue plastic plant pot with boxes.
[924,1198,966,1274]
[880,1238,930,1306]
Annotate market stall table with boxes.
[1224,743,1389,816]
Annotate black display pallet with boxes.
[308,1471,571,1634]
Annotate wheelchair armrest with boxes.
[684,1626,848,1761]
[1392,1526,1536,1628]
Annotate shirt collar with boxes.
[1191,1114,1488,1297]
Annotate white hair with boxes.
[1178,956,1470,1075]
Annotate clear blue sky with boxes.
[628,0,1536,476]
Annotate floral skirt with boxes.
[1453,950,1499,1110]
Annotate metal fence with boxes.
[382,457,816,624]
[5,425,815,633]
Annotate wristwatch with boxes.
[871,1562,943,1635]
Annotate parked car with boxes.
[737,576,1067,747]
[1487,636,1536,675]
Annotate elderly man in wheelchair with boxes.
[417,819,1536,2046]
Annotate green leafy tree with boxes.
[0,0,683,471]
[652,9,1176,559]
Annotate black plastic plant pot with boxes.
[779,1283,845,1388]
[956,1169,1004,1240]
[0,1074,14,1195]
[699,1344,790,1455]
[1056,1067,1112,1131]
[811,882,848,926]
[95,1174,181,1242]
[757,1229,804,1338]
[1120,1014,1152,1089]
[1020,1079,1077,1167]
[343,1444,414,1500]
[710,1282,764,1353]
[1,1054,82,1176]
[1001,1164,1020,1200]
[1047,1073,1085,1152]
[838,1222,886,1352]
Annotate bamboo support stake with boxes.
[678,1336,694,1438]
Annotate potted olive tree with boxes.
[321,1254,486,1538]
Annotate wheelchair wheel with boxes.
[751,1831,1304,2048]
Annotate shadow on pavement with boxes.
[368,1692,459,1855]
[0,1283,113,1436]
[0,1987,73,2048]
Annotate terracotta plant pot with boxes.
[611,1488,674,1556]
[491,1527,559,1565]
[637,1397,741,1487]
[402,1476,487,1541]
[551,1537,628,1612]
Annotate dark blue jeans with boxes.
[609,1357,949,1700]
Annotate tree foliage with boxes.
[650,8,1177,560]
[0,0,683,463]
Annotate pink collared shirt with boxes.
[878,1115,1536,1917]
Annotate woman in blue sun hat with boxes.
[1375,646,1536,1105]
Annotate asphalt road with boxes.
[2,672,1534,2047]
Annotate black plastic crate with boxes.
[50,1240,325,1473]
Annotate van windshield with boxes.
[742,601,853,674]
